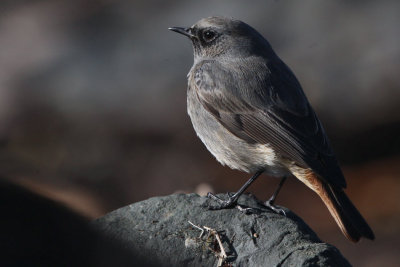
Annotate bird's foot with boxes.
[206,192,261,214]
[264,198,286,216]
[206,192,237,210]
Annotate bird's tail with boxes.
[320,182,374,242]
[296,169,375,242]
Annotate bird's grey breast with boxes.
[186,61,288,175]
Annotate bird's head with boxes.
[169,16,273,61]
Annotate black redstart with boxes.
[169,16,374,242]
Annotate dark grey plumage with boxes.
[170,16,374,242]
[186,17,344,187]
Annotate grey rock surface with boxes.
[93,193,351,267]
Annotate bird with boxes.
[169,16,374,242]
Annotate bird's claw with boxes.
[264,199,286,216]
[206,192,236,209]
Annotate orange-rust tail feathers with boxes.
[293,168,374,242]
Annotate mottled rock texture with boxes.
[93,193,350,266]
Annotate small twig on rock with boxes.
[187,222,229,267]
[203,227,227,259]
[188,220,204,238]
[203,226,227,267]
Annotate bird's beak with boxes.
[168,27,195,39]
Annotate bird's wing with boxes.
[192,59,346,189]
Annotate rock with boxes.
[93,193,350,266]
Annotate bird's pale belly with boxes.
[187,89,290,176]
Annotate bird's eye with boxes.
[202,30,217,42]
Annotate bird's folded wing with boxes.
[192,59,346,189]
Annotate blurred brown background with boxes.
[0,0,399,266]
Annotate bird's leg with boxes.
[207,170,264,210]
[264,176,287,215]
